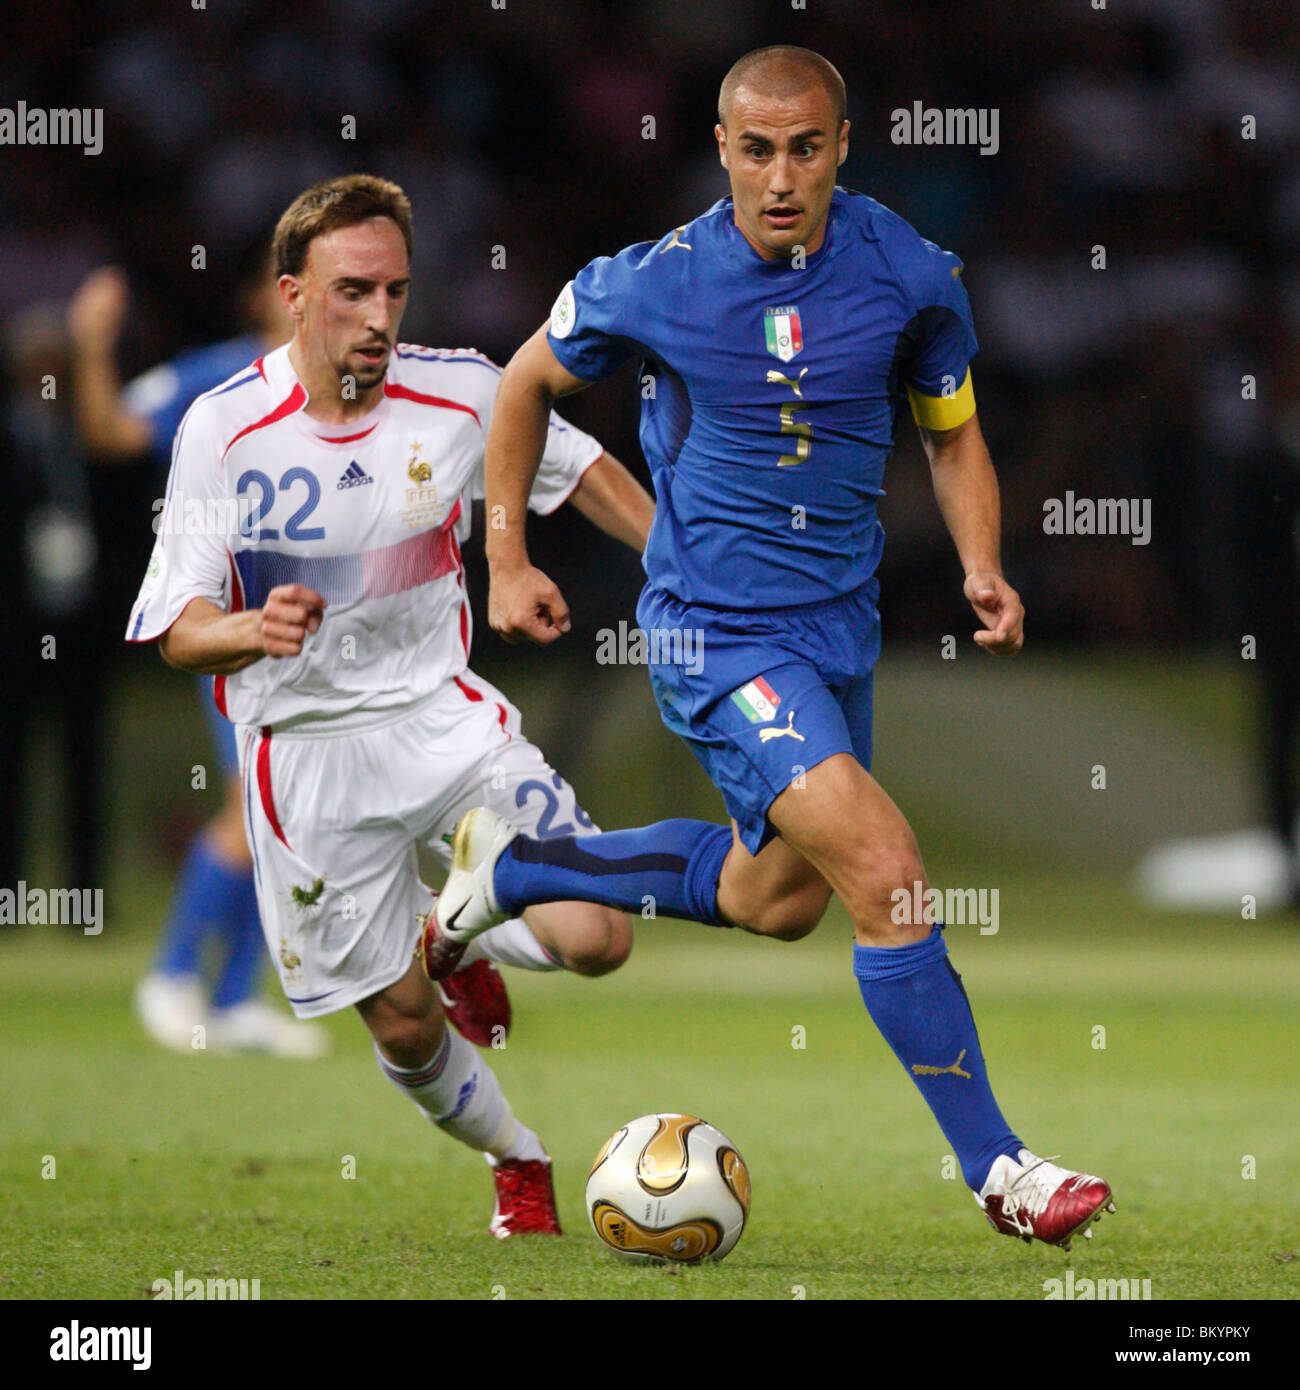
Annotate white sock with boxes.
[486,1126,549,1165]
[375,1030,533,1157]
[463,916,563,972]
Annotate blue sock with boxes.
[211,879,267,1010]
[854,925,1021,1191]
[155,837,253,979]
[494,820,733,925]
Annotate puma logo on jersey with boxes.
[659,226,692,254]
[337,460,374,490]
[758,710,805,743]
[911,1048,972,1079]
[766,367,809,398]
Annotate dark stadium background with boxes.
[3,0,1298,905]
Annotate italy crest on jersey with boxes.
[764,306,803,363]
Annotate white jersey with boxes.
[127,342,602,731]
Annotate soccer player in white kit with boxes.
[126,175,655,1235]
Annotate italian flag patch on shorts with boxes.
[731,677,780,723]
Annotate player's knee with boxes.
[565,910,633,977]
[858,836,925,901]
[843,838,927,934]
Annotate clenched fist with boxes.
[259,584,326,658]
[488,563,571,646]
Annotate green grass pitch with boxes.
[1,654,1296,1300]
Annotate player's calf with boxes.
[714,829,831,939]
[717,873,829,940]
[356,962,446,1068]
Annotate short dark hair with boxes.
[718,46,847,129]
[272,174,413,279]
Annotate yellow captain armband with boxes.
[906,367,975,431]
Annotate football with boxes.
[585,1113,751,1263]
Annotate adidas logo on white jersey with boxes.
[337,461,374,490]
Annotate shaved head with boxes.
[713,46,850,262]
[718,45,846,129]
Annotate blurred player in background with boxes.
[126,175,652,1233]
[1138,325,1300,914]
[0,304,112,904]
[68,246,328,1057]
[434,46,1116,1250]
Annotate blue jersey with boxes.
[546,187,977,610]
[123,332,263,761]
[123,334,263,474]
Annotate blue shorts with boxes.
[199,676,240,779]
[636,579,882,854]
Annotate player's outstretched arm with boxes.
[485,322,594,645]
[919,410,1024,655]
[567,451,655,553]
[158,585,326,674]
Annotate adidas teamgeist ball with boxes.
[585,1113,751,1263]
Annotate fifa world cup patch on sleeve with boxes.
[730,677,780,723]
[549,281,576,339]
[139,539,165,600]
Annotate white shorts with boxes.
[236,671,599,1017]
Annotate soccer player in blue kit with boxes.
[423,46,1116,1248]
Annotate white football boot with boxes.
[134,972,209,1052]
[432,808,519,958]
[1136,827,1295,912]
[207,1000,330,1059]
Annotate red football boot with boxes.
[438,960,512,1049]
[419,904,467,983]
[977,1148,1115,1250]
[489,1158,562,1238]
